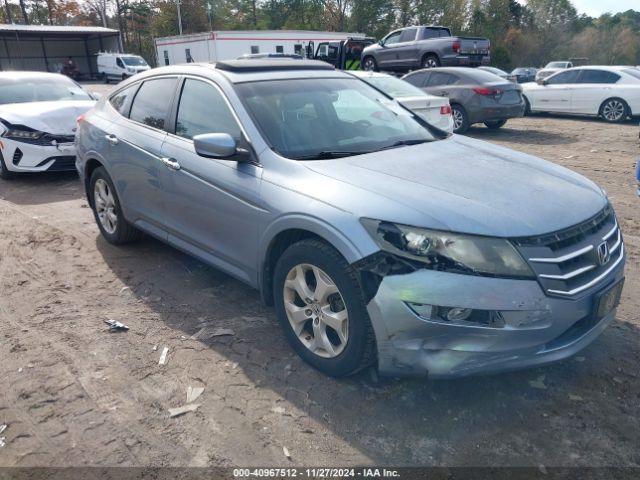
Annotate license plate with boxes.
[594,278,624,321]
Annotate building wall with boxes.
[0,34,120,76]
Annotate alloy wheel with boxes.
[283,263,349,358]
[602,100,625,122]
[452,108,464,131]
[94,178,117,234]
[363,58,375,71]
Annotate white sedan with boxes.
[348,70,454,133]
[0,72,96,179]
[522,66,640,123]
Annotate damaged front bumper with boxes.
[362,262,624,378]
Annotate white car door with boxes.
[532,70,581,112]
[569,69,622,115]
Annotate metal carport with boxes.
[0,24,121,79]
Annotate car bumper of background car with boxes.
[441,55,490,67]
[471,101,525,123]
[1,138,77,173]
[364,263,624,378]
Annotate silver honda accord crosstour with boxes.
[76,60,625,378]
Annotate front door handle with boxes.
[105,134,118,146]
[161,157,181,171]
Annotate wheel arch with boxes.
[259,217,368,306]
[421,52,440,65]
[84,157,105,207]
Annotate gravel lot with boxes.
[1,85,639,470]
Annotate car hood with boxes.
[0,100,96,135]
[300,135,607,238]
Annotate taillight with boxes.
[452,40,461,53]
[473,87,502,96]
[440,105,452,115]
[76,114,85,124]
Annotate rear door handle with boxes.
[161,157,181,171]
[105,134,118,146]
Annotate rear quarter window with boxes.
[108,85,137,116]
[579,70,621,84]
[129,77,178,129]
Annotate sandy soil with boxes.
[0,102,639,469]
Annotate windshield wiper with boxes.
[291,151,367,160]
[378,139,430,151]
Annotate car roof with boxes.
[128,61,353,84]
[348,71,393,78]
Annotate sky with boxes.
[570,0,639,17]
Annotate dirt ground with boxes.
[0,86,639,470]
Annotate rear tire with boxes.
[599,97,629,123]
[523,96,532,116]
[362,56,377,72]
[421,54,440,69]
[451,104,470,134]
[273,239,377,377]
[0,152,16,180]
[89,167,141,245]
[484,119,507,129]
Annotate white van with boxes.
[97,53,151,83]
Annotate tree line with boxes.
[1,0,639,70]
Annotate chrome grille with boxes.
[514,206,624,297]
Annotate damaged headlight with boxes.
[361,218,535,279]
[3,128,43,140]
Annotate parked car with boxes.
[0,72,96,179]
[97,52,151,83]
[403,67,525,133]
[478,66,516,82]
[522,66,640,122]
[348,70,453,133]
[536,61,573,81]
[511,67,538,83]
[76,60,624,379]
[361,26,490,72]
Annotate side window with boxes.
[404,71,428,87]
[327,45,339,60]
[294,44,302,55]
[384,31,402,46]
[116,58,124,69]
[251,46,259,54]
[546,70,580,85]
[578,70,620,84]
[317,43,329,57]
[428,72,457,86]
[175,79,242,141]
[399,28,417,43]
[108,84,137,116]
[129,78,178,129]
[276,45,284,54]
[163,50,169,66]
[185,48,193,62]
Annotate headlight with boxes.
[361,218,535,279]
[4,128,43,140]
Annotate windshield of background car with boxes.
[365,75,428,98]
[546,62,567,68]
[235,77,436,160]
[0,77,92,104]
[122,56,148,67]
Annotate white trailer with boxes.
[154,30,363,66]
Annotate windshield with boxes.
[122,56,147,67]
[546,62,568,68]
[235,77,436,160]
[362,75,427,98]
[0,76,92,104]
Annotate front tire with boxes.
[484,119,507,129]
[273,239,376,377]
[362,56,378,72]
[600,98,629,123]
[451,104,470,134]
[0,152,16,180]
[90,167,141,244]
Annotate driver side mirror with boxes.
[378,40,385,46]
[537,78,548,86]
[193,133,249,161]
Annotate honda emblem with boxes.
[597,242,610,266]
